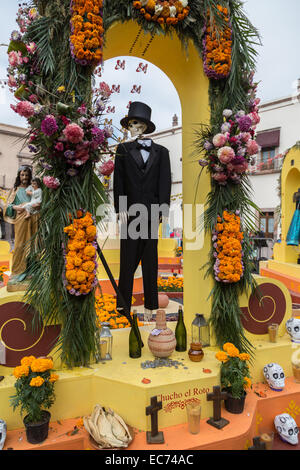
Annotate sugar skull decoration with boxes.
[263,363,285,391]
[0,419,6,450]
[286,318,300,343]
[274,413,299,445]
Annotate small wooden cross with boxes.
[146,396,164,444]
[206,386,229,429]
[248,436,266,450]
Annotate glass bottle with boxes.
[175,306,187,352]
[129,311,142,358]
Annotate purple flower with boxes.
[232,155,247,165]
[198,159,208,167]
[41,114,58,136]
[237,115,253,132]
[28,144,37,153]
[221,122,231,134]
[91,127,105,145]
[64,150,75,160]
[204,141,213,151]
[67,168,78,176]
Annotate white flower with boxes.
[155,4,163,15]
[222,109,233,118]
[179,0,189,7]
[169,6,177,17]
[141,0,148,6]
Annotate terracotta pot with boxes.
[148,309,176,358]
[23,410,51,444]
[224,390,246,414]
[188,342,204,362]
[158,293,169,309]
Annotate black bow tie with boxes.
[136,140,152,150]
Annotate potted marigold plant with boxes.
[10,355,59,444]
[215,343,251,414]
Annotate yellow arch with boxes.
[103,20,212,332]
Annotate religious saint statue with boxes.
[113,102,172,321]
[3,166,40,291]
[286,187,300,246]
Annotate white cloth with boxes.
[137,139,152,163]
[23,186,42,214]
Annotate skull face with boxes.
[286,318,300,343]
[128,119,147,138]
[263,363,285,391]
[0,419,6,450]
[274,413,299,445]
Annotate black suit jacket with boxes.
[113,140,172,220]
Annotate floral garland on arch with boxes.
[213,211,244,284]
[198,102,261,186]
[195,72,261,356]
[70,0,104,66]
[7,1,113,368]
[64,210,98,296]
[202,4,232,79]
[132,0,190,25]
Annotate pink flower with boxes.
[213,133,227,147]
[246,139,260,156]
[248,111,260,125]
[99,160,114,176]
[8,75,17,88]
[239,132,251,143]
[55,142,64,152]
[63,123,84,144]
[29,94,38,103]
[43,176,60,189]
[99,82,112,99]
[26,42,37,54]
[217,146,235,164]
[14,101,35,118]
[212,172,228,184]
[233,162,249,174]
[8,51,21,67]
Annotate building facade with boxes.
[249,79,300,241]
[0,122,32,190]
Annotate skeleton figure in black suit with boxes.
[113,102,172,321]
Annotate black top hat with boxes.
[120,101,156,134]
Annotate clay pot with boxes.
[148,309,176,358]
[158,293,169,309]
[188,342,204,362]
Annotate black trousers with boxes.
[117,218,159,312]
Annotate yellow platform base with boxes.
[0,323,296,432]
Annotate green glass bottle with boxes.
[175,306,187,352]
[129,311,142,358]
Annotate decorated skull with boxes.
[263,363,285,391]
[274,413,299,445]
[0,419,6,450]
[128,119,147,138]
[286,318,300,343]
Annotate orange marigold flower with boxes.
[30,376,45,387]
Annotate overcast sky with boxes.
[0,0,299,133]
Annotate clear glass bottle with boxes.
[98,322,113,361]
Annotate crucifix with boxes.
[248,436,266,450]
[206,386,229,429]
[146,396,164,444]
